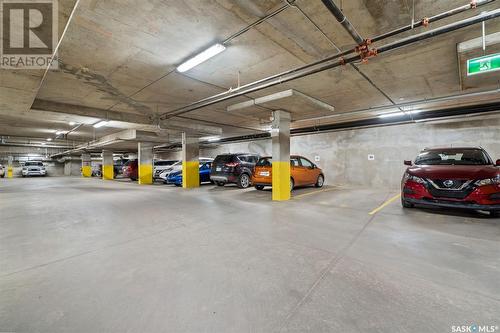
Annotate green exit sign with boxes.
[467,53,500,76]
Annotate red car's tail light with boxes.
[225,162,239,167]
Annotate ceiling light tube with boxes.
[177,43,226,73]
[93,120,109,128]
[378,110,421,118]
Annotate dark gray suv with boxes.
[210,153,259,188]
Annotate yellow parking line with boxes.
[293,187,338,199]
[369,193,401,215]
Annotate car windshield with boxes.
[155,160,177,166]
[25,162,43,166]
[214,155,234,164]
[414,149,491,166]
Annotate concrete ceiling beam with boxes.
[30,99,222,135]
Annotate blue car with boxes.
[166,161,213,186]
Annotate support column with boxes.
[102,150,114,180]
[138,142,153,185]
[81,153,92,177]
[271,110,291,201]
[7,156,13,178]
[182,132,199,188]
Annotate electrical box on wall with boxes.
[314,155,320,162]
[368,154,375,161]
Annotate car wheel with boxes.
[237,173,250,189]
[130,177,137,181]
[290,178,294,191]
[216,181,225,186]
[255,185,264,190]
[0,174,4,178]
[490,210,500,218]
[315,175,324,188]
[175,183,182,187]
[401,197,414,208]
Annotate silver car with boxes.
[22,161,47,177]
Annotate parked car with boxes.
[122,160,138,181]
[92,164,102,177]
[0,164,5,178]
[158,158,212,183]
[114,159,127,176]
[252,155,324,191]
[154,160,179,180]
[22,161,46,177]
[165,160,213,186]
[210,153,260,188]
[401,147,500,217]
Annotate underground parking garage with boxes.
[1,0,500,331]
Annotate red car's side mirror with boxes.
[404,160,412,166]
[496,159,500,166]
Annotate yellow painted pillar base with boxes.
[138,164,153,184]
[7,167,13,178]
[102,165,114,180]
[82,166,92,177]
[272,161,290,201]
[182,161,199,188]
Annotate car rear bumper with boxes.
[210,175,238,183]
[405,198,500,211]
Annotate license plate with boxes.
[259,171,270,176]
[216,167,221,171]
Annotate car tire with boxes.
[237,173,251,189]
[216,181,225,186]
[315,175,324,188]
[290,178,294,191]
[130,177,137,181]
[401,197,414,208]
[255,185,264,190]
[490,210,500,218]
[0,174,4,178]
[175,183,182,187]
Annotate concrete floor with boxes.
[1,177,499,332]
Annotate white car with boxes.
[153,160,179,180]
[0,164,5,178]
[158,158,213,183]
[22,161,47,177]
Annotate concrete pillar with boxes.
[7,155,13,178]
[182,132,199,188]
[138,142,154,185]
[271,110,291,201]
[81,153,92,177]
[102,150,114,180]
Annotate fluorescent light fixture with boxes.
[200,136,221,142]
[177,43,226,73]
[69,121,76,126]
[46,138,52,141]
[93,120,109,128]
[378,110,421,118]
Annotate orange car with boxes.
[252,155,325,191]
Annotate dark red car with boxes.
[401,147,500,217]
[122,160,138,181]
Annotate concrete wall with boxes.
[64,159,82,176]
[160,118,500,189]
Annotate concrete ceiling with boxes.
[1,0,500,151]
